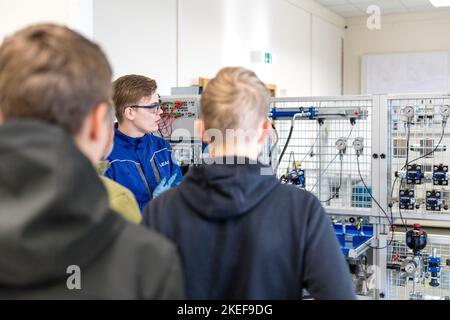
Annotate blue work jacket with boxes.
[105,126,182,212]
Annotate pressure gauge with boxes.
[353,137,364,154]
[405,262,415,274]
[440,105,450,121]
[403,106,415,121]
[403,257,418,275]
[335,138,347,152]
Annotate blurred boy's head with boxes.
[0,23,113,163]
[102,101,116,160]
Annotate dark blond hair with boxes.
[113,75,157,123]
[200,67,270,134]
[0,24,113,134]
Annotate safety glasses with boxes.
[129,102,161,113]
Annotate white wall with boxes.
[0,0,93,43]
[312,16,343,96]
[0,0,70,43]
[179,0,315,96]
[68,0,93,39]
[0,0,345,97]
[344,10,450,95]
[93,0,345,96]
[93,0,177,95]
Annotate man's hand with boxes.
[152,174,178,198]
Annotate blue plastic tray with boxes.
[333,224,374,257]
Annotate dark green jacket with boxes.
[0,120,184,299]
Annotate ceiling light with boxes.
[430,0,450,7]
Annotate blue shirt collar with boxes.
[114,123,146,145]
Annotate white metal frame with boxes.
[270,93,450,300]
[269,95,374,215]
[164,93,450,300]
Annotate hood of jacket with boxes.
[0,120,124,288]
[178,157,279,220]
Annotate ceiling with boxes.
[315,0,449,17]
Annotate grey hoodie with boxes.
[0,120,183,299]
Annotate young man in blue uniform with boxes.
[105,75,182,212]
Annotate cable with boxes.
[275,112,323,174]
[347,123,355,137]
[275,124,294,173]
[405,122,446,167]
[356,155,395,250]
[405,121,411,166]
[159,101,183,138]
[384,119,447,248]
[287,151,295,173]
[389,175,408,232]
[269,122,279,166]
[309,152,340,193]
[320,155,343,203]
[356,156,392,224]
[346,125,355,142]
[397,201,409,232]
[362,227,394,250]
[300,131,320,165]
[310,124,355,193]
[390,120,447,232]
[280,151,297,182]
[392,121,411,232]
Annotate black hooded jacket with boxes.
[143,158,356,300]
[0,120,183,299]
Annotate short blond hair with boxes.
[200,67,270,134]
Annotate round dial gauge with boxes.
[336,138,347,151]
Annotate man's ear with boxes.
[258,119,272,145]
[124,107,135,121]
[0,111,3,125]
[195,119,207,143]
[89,103,109,140]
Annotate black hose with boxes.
[275,125,294,173]
[269,123,279,167]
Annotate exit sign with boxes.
[265,52,272,64]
